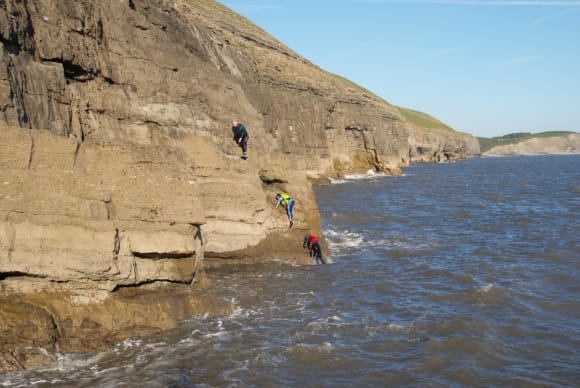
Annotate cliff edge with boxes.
[0,0,478,371]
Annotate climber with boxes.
[231,120,249,160]
[303,234,324,264]
[275,193,295,228]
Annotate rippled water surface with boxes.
[2,155,579,387]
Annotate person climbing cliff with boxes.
[231,120,249,160]
[303,234,324,264]
[275,193,295,228]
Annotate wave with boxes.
[287,342,335,353]
[323,227,440,255]
[368,237,440,251]
[329,169,387,184]
[324,229,364,249]
[427,282,508,307]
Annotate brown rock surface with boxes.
[0,0,478,372]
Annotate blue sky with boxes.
[220,0,580,138]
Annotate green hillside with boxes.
[397,107,454,132]
[328,73,455,132]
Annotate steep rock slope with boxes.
[0,0,477,371]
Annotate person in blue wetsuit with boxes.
[275,193,295,228]
[231,120,249,160]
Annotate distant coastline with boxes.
[477,132,579,156]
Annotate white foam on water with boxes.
[387,323,413,333]
[364,238,412,248]
[275,258,302,266]
[229,306,248,319]
[324,229,364,249]
[289,342,335,353]
[345,169,383,179]
[357,236,439,251]
[329,169,387,184]
[199,318,232,341]
[118,337,143,349]
[204,330,231,340]
[29,380,50,386]
[345,169,387,181]
[479,283,494,293]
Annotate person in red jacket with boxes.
[303,234,324,264]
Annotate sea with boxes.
[1,154,579,387]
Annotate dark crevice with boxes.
[133,252,194,260]
[112,278,190,291]
[141,119,162,127]
[128,0,136,11]
[259,171,288,185]
[27,130,34,169]
[9,352,25,370]
[135,23,149,31]
[73,141,81,166]
[260,177,286,185]
[47,310,61,346]
[62,60,95,82]
[8,51,31,127]
[41,58,96,82]
[0,271,41,280]
[3,42,21,55]
[97,19,104,44]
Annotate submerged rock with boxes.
[0,286,233,372]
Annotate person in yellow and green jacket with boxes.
[275,193,295,228]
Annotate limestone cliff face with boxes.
[407,124,480,163]
[0,0,478,371]
[482,134,579,156]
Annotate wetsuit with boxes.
[303,234,323,264]
[232,123,249,158]
[275,193,295,226]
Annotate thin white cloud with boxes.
[422,48,454,58]
[532,6,580,23]
[499,55,543,66]
[222,3,288,12]
[358,0,580,5]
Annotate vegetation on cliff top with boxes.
[328,73,457,132]
[477,131,577,153]
[398,108,454,131]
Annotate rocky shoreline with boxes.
[0,0,478,372]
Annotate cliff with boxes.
[482,133,579,156]
[0,0,478,371]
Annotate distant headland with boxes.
[477,131,579,156]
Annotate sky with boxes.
[219,0,580,138]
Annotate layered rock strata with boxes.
[0,0,478,371]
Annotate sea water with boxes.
[2,155,579,387]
